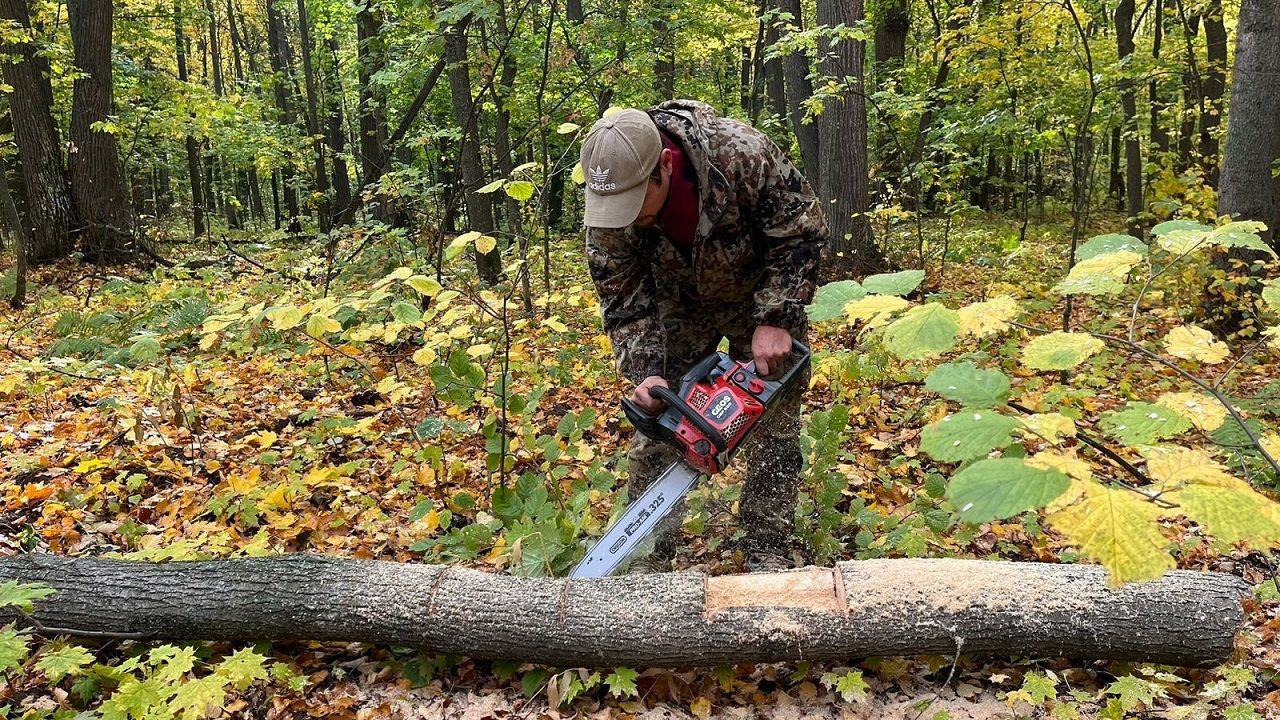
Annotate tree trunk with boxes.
[1,156,27,307]
[775,0,819,178]
[763,11,786,122]
[175,0,206,239]
[1217,0,1280,247]
[653,0,676,100]
[266,0,301,233]
[325,38,352,224]
[0,0,77,261]
[1115,0,1143,235]
[1177,5,1201,170]
[1150,0,1169,156]
[1200,0,1227,185]
[873,0,909,72]
[356,4,389,222]
[444,20,500,282]
[816,0,884,273]
[68,0,135,263]
[296,0,330,232]
[0,555,1245,668]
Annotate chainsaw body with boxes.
[623,340,810,474]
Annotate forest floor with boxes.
[1,213,1278,719]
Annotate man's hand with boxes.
[751,325,793,376]
[631,375,670,414]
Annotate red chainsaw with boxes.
[570,340,810,578]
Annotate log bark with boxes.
[0,555,1245,669]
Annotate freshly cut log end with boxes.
[0,554,1248,668]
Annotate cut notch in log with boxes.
[0,554,1249,668]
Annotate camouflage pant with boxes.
[626,308,808,561]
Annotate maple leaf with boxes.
[0,580,56,612]
[168,675,228,720]
[1006,671,1057,705]
[821,669,870,702]
[1107,675,1166,711]
[605,666,639,697]
[0,627,30,676]
[34,642,95,683]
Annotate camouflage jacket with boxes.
[585,100,828,384]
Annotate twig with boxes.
[1007,401,1178,508]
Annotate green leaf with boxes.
[947,458,1071,523]
[806,280,867,322]
[1015,671,1058,703]
[820,669,870,702]
[390,301,423,325]
[1262,280,1280,312]
[0,580,56,612]
[1075,233,1147,262]
[1053,250,1143,296]
[1021,331,1104,371]
[556,122,580,135]
[1152,220,1213,254]
[881,303,959,359]
[1099,402,1192,445]
[921,409,1020,462]
[505,180,536,202]
[0,627,30,675]
[1152,219,1212,236]
[862,269,925,296]
[1046,483,1175,585]
[149,644,197,684]
[1207,221,1276,257]
[1106,675,1166,711]
[1224,704,1265,720]
[924,362,1011,407]
[100,677,167,720]
[305,313,341,337]
[605,666,639,697]
[521,667,549,698]
[35,642,95,683]
[476,178,505,193]
[213,647,269,690]
[168,675,228,720]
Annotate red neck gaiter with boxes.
[658,132,699,248]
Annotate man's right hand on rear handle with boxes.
[631,375,670,414]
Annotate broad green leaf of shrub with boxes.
[1152,220,1213,254]
[1075,233,1147,262]
[1162,325,1230,364]
[405,275,442,297]
[807,280,867,322]
[1207,221,1276,257]
[862,269,925,296]
[924,362,1011,407]
[1099,402,1193,445]
[921,409,1019,462]
[1021,331,1104,371]
[845,294,910,328]
[1046,482,1174,585]
[1053,250,1143,296]
[1166,476,1280,548]
[881,303,959,359]
[1155,391,1226,432]
[956,295,1020,338]
[505,180,536,202]
[1263,280,1280,312]
[947,458,1071,522]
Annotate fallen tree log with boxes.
[0,554,1247,668]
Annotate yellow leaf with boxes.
[467,343,494,359]
[844,295,909,329]
[75,458,112,473]
[406,275,442,297]
[1261,433,1280,461]
[1156,392,1226,432]
[227,467,261,494]
[1162,325,1230,365]
[246,430,277,449]
[690,697,712,719]
[375,376,400,395]
[448,324,473,340]
[412,347,438,366]
[385,267,413,281]
[474,234,497,255]
[262,484,290,510]
[1141,445,1234,489]
[571,162,585,185]
[305,314,342,337]
[1018,413,1077,444]
[1046,482,1175,586]
[956,295,1019,338]
[1028,450,1092,482]
[1165,475,1280,548]
[267,306,304,331]
[542,316,569,333]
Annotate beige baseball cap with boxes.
[580,109,662,228]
